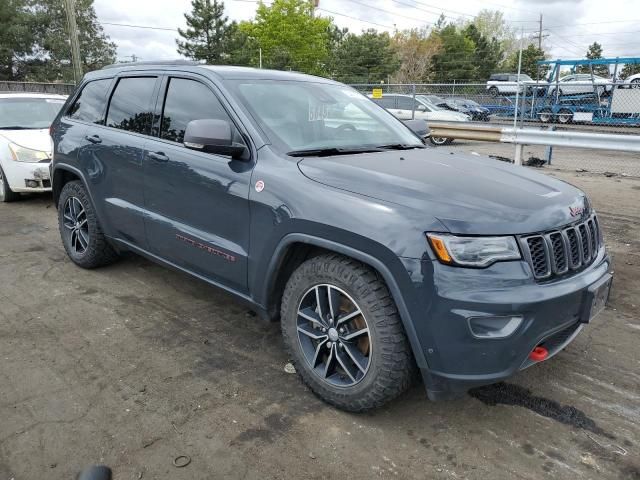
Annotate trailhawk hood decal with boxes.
[0,129,52,154]
[298,148,587,235]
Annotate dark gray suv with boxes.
[50,63,612,411]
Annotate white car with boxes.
[370,94,469,145]
[486,73,551,97]
[0,93,66,202]
[623,73,640,88]
[548,74,612,96]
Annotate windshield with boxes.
[229,81,423,153]
[416,96,443,111]
[518,74,533,82]
[0,97,65,129]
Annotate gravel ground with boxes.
[0,169,639,480]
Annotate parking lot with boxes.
[0,168,639,480]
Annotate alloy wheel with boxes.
[62,196,89,255]
[296,284,371,387]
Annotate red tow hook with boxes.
[529,346,549,362]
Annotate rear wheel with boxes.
[280,254,415,412]
[58,181,119,268]
[0,165,19,202]
[557,108,573,124]
[429,136,452,146]
[488,86,499,97]
[631,78,640,89]
[538,108,553,123]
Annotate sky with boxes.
[93,0,640,65]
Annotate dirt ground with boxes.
[0,168,639,480]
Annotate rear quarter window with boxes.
[67,79,112,123]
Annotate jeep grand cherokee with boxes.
[50,63,612,411]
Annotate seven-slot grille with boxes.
[520,215,601,280]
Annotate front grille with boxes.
[520,214,601,280]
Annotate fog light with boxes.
[468,315,523,339]
[26,180,39,188]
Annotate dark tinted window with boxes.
[373,97,395,109]
[67,79,111,123]
[396,97,418,110]
[106,77,157,134]
[160,78,229,143]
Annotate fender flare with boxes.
[263,233,429,369]
[52,163,92,206]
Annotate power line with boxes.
[102,21,178,31]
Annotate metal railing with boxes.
[351,82,640,176]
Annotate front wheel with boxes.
[280,254,415,412]
[488,86,499,97]
[0,165,19,202]
[58,181,119,268]
[631,78,640,89]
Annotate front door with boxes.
[143,76,252,292]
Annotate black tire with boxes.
[538,108,553,123]
[281,253,415,412]
[430,136,452,146]
[631,78,640,89]
[488,86,499,97]
[557,108,573,124]
[57,180,119,269]
[0,165,20,202]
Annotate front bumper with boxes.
[399,247,611,399]
[1,160,52,192]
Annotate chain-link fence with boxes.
[350,82,640,177]
[0,81,75,96]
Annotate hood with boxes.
[0,129,51,153]
[298,149,587,235]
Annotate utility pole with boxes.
[63,0,83,83]
[538,13,543,50]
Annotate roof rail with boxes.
[102,60,202,70]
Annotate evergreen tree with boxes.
[177,0,237,64]
[331,30,399,83]
[505,44,548,79]
[579,42,609,76]
[0,0,34,80]
[619,62,640,80]
[28,0,116,82]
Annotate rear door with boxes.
[77,75,160,247]
[142,75,252,292]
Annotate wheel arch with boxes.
[52,164,88,207]
[260,233,429,369]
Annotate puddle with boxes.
[469,382,614,439]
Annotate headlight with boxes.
[426,233,521,267]
[8,143,50,163]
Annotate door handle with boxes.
[148,151,169,163]
[85,134,102,144]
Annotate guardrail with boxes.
[427,121,640,165]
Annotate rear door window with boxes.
[374,97,395,109]
[396,97,417,110]
[106,77,158,135]
[159,77,230,144]
[67,79,112,123]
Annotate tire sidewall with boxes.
[281,264,387,400]
[58,182,97,266]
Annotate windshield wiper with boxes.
[287,146,385,157]
[376,143,426,150]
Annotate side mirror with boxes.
[403,119,430,138]
[417,104,427,112]
[184,119,249,160]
